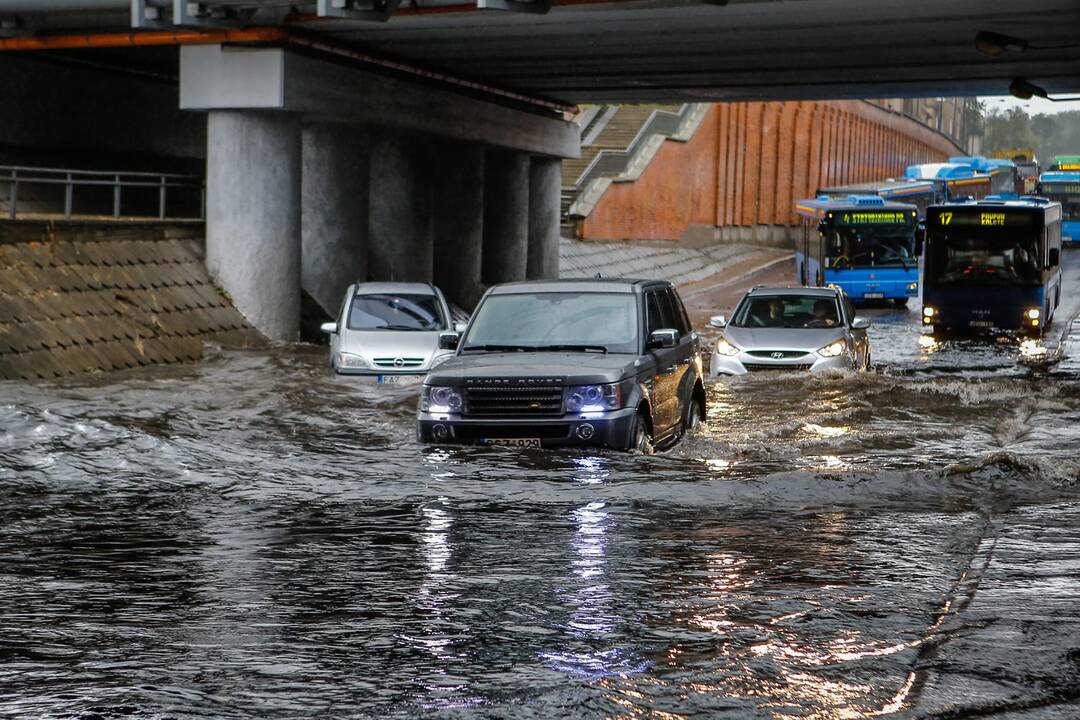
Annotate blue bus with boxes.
[948,155,1021,195]
[817,178,938,218]
[905,162,993,201]
[795,195,920,304]
[922,197,1062,335]
[1036,155,1080,245]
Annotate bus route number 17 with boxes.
[940,212,953,225]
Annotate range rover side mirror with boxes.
[709,314,727,328]
[438,332,459,350]
[851,317,871,330]
[1049,247,1060,267]
[648,328,679,349]
[320,322,338,335]
[454,321,468,334]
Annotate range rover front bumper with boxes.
[417,407,638,449]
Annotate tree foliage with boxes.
[982,106,1080,165]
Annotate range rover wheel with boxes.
[631,413,654,455]
[684,397,703,433]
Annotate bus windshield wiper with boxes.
[462,344,538,353]
[536,344,608,354]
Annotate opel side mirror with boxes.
[648,329,679,349]
[438,332,459,350]
[320,322,338,335]
[709,314,727,328]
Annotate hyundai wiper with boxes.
[536,344,608,354]
[461,344,538,353]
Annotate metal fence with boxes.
[2,165,205,221]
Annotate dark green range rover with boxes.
[416,278,706,452]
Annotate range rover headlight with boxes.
[337,352,369,369]
[715,338,740,356]
[817,341,846,358]
[421,385,463,413]
[565,383,621,414]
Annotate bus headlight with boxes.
[922,306,936,324]
[817,341,846,358]
[1026,308,1040,320]
[715,338,740,356]
[907,282,918,291]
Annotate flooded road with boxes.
[3,255,1080,718]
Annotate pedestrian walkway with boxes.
[559,237,789,288]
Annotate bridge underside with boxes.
[2,0,1080,104]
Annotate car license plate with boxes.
[481,438,541,448]
[377,375,401,384]
[969,320,993,328]
[864,292,884,299]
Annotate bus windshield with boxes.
[1040,191,1080,222]
[826,224,916,269]
[926,228,1041,286]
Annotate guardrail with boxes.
[572,104,697,191]
[2,165,205,221]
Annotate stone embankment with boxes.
[0,223,262,381]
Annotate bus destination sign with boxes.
[1042,183,1080,194]
[834,211,911,226]
[934,210,1035,227]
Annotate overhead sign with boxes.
[833,211,912,226]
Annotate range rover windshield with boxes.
[462,292,639,354]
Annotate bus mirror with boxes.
[1049,248,1060,267]
[914,223,926,256]
[817,221,827,235]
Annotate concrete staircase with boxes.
[561,104,682,222]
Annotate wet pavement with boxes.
[2,254,1080,718]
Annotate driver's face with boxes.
[768,300,784,317]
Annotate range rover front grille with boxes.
[464,380,564,416]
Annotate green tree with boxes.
[982,107,1037,153]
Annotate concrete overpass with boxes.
[1,0,1079,341]
[0,0,1078,103]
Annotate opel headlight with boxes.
[817,341,846,358]
[715,338,740,356]
[421,385,463,413]
[337,352,369,369]
[565,383,621,414]
[1026,308,1040,320]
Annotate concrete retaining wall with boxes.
[0,222,263,381]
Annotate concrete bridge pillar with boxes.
[528,157,562,280]
[369,132,434,283]
[482,150,530,285]
[302,124,370,316]
[206,111,301,342]
[432,143,486,309]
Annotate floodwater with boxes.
[2,256,1080,719]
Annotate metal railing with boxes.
[2,165,205,221]
[572,104,698,192]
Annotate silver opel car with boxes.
[709,286,871,376]
[321,282,464,382]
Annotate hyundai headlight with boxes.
[337,352,369,369]
[817,341,846,358]
[565,383,621,414]
[715,338,740,356]
[421,385,463,413]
